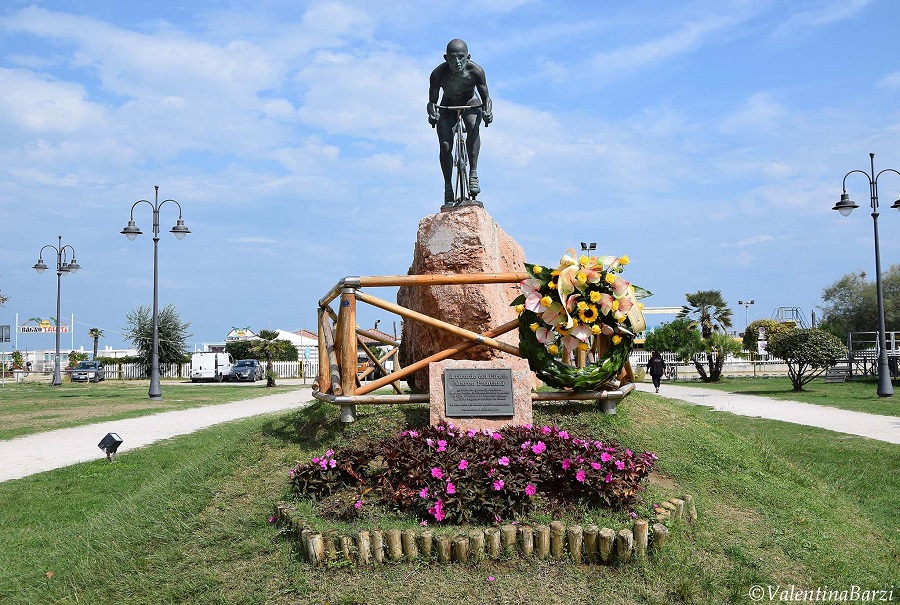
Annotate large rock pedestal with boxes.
[398,206,526,390]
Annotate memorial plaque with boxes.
[444,368,514,417]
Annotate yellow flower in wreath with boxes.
[619,255,630,265]
[579,255,590,267]
[590,290,602,303]
[540,296,553,307]
[533,265,543,275]
[548,281,556,289]
[605,272,617,285]
[515,304,524,314]
[576,301,588,311]
[577,342,589,351]
[579,304,599,323]
[591,324,602,335]
[548,344,559,355]
[612,335,622,345]
[530,322,540,332]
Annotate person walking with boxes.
[647,351,666,393]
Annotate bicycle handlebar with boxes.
[435,104,483,110]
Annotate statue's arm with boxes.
[472,64,492,124]
[427,68,442,124]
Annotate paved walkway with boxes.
[3,382,898,484]
[0,386,314,483]
[634,382,900,444]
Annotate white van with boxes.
[190,352,234,382]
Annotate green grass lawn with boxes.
[673,376,900,417]
[1,391,896,605]
[0,380,304,440]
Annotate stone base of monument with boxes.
[428,358,532,430]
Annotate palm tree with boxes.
[251,329,291,387]
[677,290,737,381]
[88,327,104,360]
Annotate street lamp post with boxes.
[122,186,190,400]
[32,236,81,386]
[833,152,900,398]
[737,300,754,331]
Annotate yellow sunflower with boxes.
[579,304,599,323]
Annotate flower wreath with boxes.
[512,249,651,391]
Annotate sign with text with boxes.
[444,368,514,417]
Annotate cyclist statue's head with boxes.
[444,39,469,74]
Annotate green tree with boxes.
[819,266,900,340]
[643,318,702,358]
[123,305,192,375]
[251,329,293,387]
[226,338,297,362]
[765,328,848,392]
[88,327,104,360]
[742,319,790,352]
[677,290,737,382]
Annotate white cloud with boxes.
[0,68,103,133]
[719,92,786,135]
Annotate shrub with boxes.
[289,422,657,524]
[766,328,848,392]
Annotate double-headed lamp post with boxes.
[33,236,81,386]
[121,186,190,400]
[833,153,900,398]
[738,300,754,331]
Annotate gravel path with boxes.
[634,382,900,444]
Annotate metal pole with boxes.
[52,236,63,386]
[149,190,162,400]
[869,155,893,397]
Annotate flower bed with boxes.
[289,421,657,525]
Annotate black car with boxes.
[228,359,264,382]
[71,360,105,383]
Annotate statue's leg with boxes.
[438,119,455,204]
[465,113,482,196]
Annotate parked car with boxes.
[228,359,264,382]
[71,360,105,383]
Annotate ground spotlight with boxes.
[98,432,123,462]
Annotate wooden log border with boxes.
[272,494,697,567]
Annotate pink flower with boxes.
[604,473,613,483]
[600,452,612,462]
[354,500,362,510]
[630,511,637,518]
[426,438,434,446]
[268,516,275,523]
[329,459,337,468]
[561,458,571,470]
[492,432,502,441]
[488,468,496,477]
[525,483,537,496]
[558,430,569,440]
[419,487,429,499]
[467,429,477,437]
[447,422,455,430]
[428,499,445,522]
[488,576,495,583]
[446,482,456,494]
[626,449,633,457]
[615,459,626,470]
[458,459,469,470]
[420,520,428,526]
[531,441,546,455]
[431,467,444,479]
[408,431,419,438]
[575,469,586,482]
[541,426,552,435]
[523,424,533,430]
[493,479,505,491]
[437,439,447,452]
[590,462,602,470]
[325,450,334,457]
[498,456,510,466]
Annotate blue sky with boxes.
[1,0,899,353]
